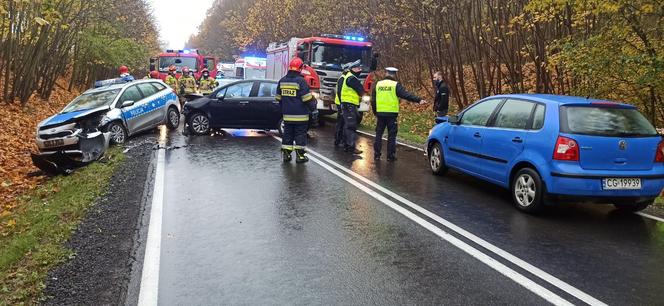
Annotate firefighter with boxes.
[277,57,317,163]
[164,65,179,93]
[118,65,135,82]
[197,68,217,95]
[371,67,427,161]
[333,69,348,147]
[339,60,365,154]
[144,70,160,79]
[179,67,198,95]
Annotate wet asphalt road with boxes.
[151,124,664,305]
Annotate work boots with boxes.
[282,149,293,162]
[295,149,309,163]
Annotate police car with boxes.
[34,79,180,170]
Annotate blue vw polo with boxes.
[426,94,664,213]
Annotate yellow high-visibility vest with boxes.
[375,79,399,113]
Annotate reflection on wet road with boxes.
[153,126,664,305]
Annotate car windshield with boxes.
[159,56,198,72]
[562,105,658,137]
[61,89,120,114]
[311,43,371,71]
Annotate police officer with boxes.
[339,60,365,154]
[198,68,217,95]
[372,67,426,161]
[179,67,198,95]
[164,65,179,93]
[277,57,317,163]
[333,69,347,146]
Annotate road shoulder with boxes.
[41,139,156,305]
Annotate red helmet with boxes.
[288,57,303,71]
[182,66,190,74]
[201,68,209,73]
[119,65,129,74]
[149,71,159,78]
[168,65,177,72]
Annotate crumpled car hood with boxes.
[40,105,110,128]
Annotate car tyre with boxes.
[188,112,210,135]
[511,168,547,213]
[107,122,128,145]
[613,199,653,212]
[277,119,284,137]
[428,142,448,175]
[166,107,180,130]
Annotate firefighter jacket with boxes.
[276,71,317,124]
[180,75,198,94]
[198,77,218,95]
[164,75,179,93]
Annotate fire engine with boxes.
[149,49,218,80]
[266,34,378,124]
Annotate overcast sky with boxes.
[148,0,216,49]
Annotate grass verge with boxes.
[359,104,434,146]
[655,197,664,208]
[0,148,124,304]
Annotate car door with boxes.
[481,99,538,185]
[446,98,503,176]
[136,82,164,126]
[251,81,281,128]
[208,81,255,127]
[117,85,148,134]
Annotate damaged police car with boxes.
[33,79,180,173]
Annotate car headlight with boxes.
[99,115,111,127]
[362,95,371,103]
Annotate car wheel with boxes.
[166,107,180,130]
[188,113,210,135]
[511,168,546,213]
[107,122,128,145]
[613,199,653,212]
[428,142,448,175]
[278,119,284,137]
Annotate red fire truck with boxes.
[149,49,218,80]
[266,34,378,123]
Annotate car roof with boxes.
[486,94,633,107]
[84,79,166,93]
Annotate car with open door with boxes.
[426,94,664,213]
[183,79,283,135]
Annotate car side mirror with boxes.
[448,115,460,125]
[121,100,135,108]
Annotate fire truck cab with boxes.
[150,49,217,80]
[266,34,378,123]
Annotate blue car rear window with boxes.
[561,106,657,137]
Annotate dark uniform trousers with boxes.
[342,103,359,148]
[334,106,345,144]
[374,116,398,158]
[282,123,308,150]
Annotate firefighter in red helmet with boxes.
[276,57,317,163]
[118,65,135,81]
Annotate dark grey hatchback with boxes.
[183,79,283,135]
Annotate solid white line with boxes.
[357,130,426,152]
[284,137,606,306]
[636,212,664,223]
[137,148,166,306]
[305,154,573,305]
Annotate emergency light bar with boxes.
[164,49,199,54]
[321,34,366,42]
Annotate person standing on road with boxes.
[277,57,317,163]
[339,60,365,155]
[164,65,179,93]
[197,68,218,95]
[433,71,450,117]
[180,67,198,95]
[372,67,426,161]
[118,65,135,82]
[333,69,349,147]
[144,70,160,79]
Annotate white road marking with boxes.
[357,130,425,152]
[305,154,573,305]
[636,212,664,223]
[138,148,166,306]
[274,135,607,306]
